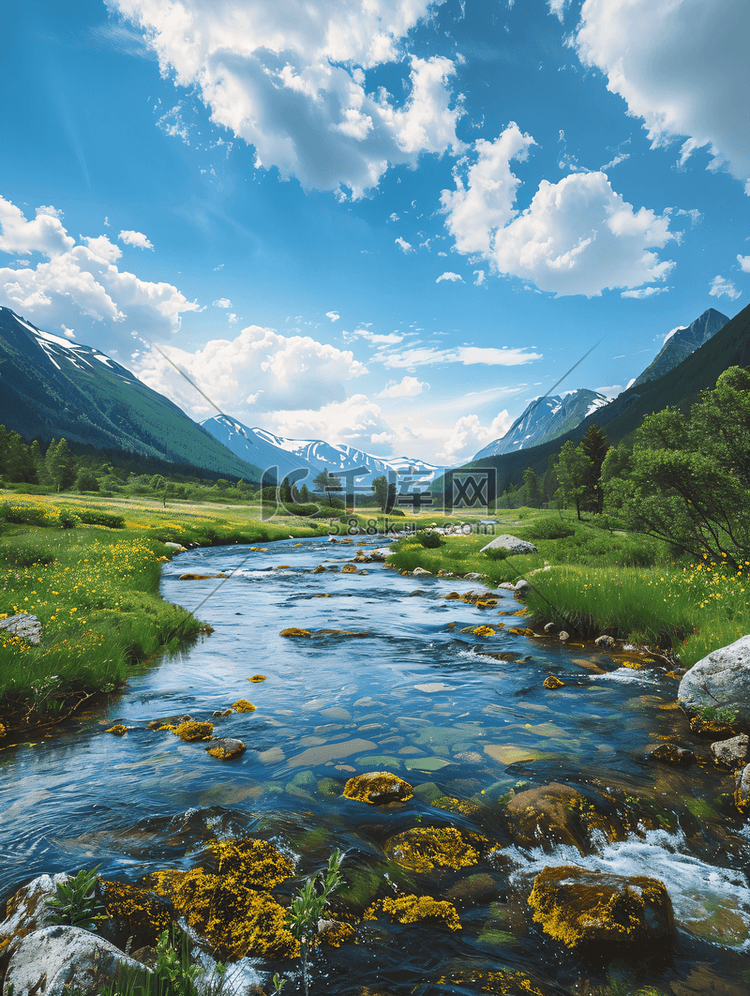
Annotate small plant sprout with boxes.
[287,848,345,996]
[46,865,103,931]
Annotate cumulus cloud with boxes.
[436,271,464,283]
[709,275,742,302]
[439,411,512,462]
[110,0,464,197]
[441,125,676,297]
[119,230,154,249]
[378,375,427,398]
[395,237,414,253]
[738,255,750,273]
[377,344,541,369]
[213,298,232,308]
[0,196,198,348]
[132,325,367,418]
[266,395,395,451]
[573,0,750,192]
[326,310,340,321]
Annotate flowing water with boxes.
[1,535,750,994]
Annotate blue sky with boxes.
[1,0,748,465]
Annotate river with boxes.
[1,535,749,994]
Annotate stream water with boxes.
[1,535,749,994]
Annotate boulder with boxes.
[0,873,65,945]
[646,744,695,768]
[527,865,674,952]
[678,635,750,730]
[4,925,148,996]
[480,535,538,555]
[710,734,749,768]
[734,764,750,813]
[205,737,247,760]
[368,547,393,562]
[505,783,625,855]
[0,613,42,644]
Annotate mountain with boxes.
[631,308,729,388]
[439,300,750,495]
[201,414,445,492]
[472,388,610,460]
[0,308,264,480]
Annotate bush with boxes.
[73,508,125,529]
[415,529,444,548]
[526,517,576,540]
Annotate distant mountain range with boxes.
[471,307,728,462]
[0,307,263,480]
[201,414,444,492]
[472,389,610,460]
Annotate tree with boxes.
[76,467,100,492]
[600,443,632,513]
[45,438,76,491]
[622,366,750,567]
[553,439,592,520]
[313,470,342,507]
[522,467,542,508]
[371,474,396,513]
[579,424,609,514]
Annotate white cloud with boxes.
[266,395,394,452]
[132,325,367,418]
[348,328,404,346]
[709,275,742,302]
[737,255,750,273]
[378,375,427,398]
[548,0,572,22]
[473,269,485,286]
[621,286,670,299]
[326,311,340,321]
[228,313,238,323]
[573,0,750,192]
[439,411,512,462]
[111,0,464,198]
[441,126,676,297]
[213,297,232,308]
[0,196,198,348]
[395,237,414,253]
[119,230,154,249]
[436,271,464,283]
[377,344,541,369]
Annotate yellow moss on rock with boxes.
[343,771,413,805]
[430,796,482,818]
[174,720,214,741]
[99,879,172,947]
[527,865,674,950]
[384,826,485,873]
[232,699,256,713]
[543,676,565,690]
[365,894,461,931]
[248,674,267,682]
[473,625,496,637]
[143,838,298,960]
[280,628,312,637]
[105,724,128,735]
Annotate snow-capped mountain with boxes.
[201,414,444,491]
[472,389,610,461]
[0,307,263,479]
[631,308,729,388]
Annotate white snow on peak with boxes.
[663,325,687,345]
[94,353,114,368]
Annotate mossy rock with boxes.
[174,720,214,742]
[364,893,461,931]
[505,782,625,855]
[528,865,674,952]
[343,771,413,805]
[98,879,173,950]
[317,776,344,797]
[205,737,246,760]
[384,826,487,873]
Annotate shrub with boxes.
[415,529,444,548]
[526,517,575,540]
[73,508,125,529]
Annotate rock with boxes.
[463,572,487,581]
[384,826,486,873]
[678,634,750,730]
[0,613,42,644]
[480,535,538,555]
[514,579,531,595]
[689,717,736,738]
[734,764,750,812]
[280,627,312,637]
[4,925,148,996]
[369,547,393,561]
[543,622,556,634]
[205,737,247,760]
[174,720,213,741]
[646,744,695,768]
[412,567,433,576]
[0,873,66,945]
[164,541,187,551]
[595,635,616,648]
[343,771,413,805]
[177,573,214,580]
[558,631,570,642]
[527,865,674,952]
[543,676,565,690]
[710,734,749,768]
[505,783,625,855]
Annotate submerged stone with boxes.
[527,865,674,952]
[343,771,413,805]
[505,782,625,855]
[646,743,695,768]
[206,737,247,760]
[280,628,311,637]
[543,676,565,690]
[364,894,461,931]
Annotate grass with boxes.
[386,510,750,667]
[0,491,333,731]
